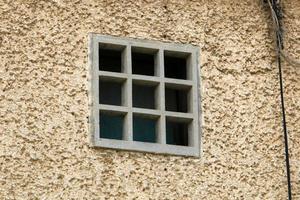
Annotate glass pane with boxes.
[132,52,155,76]
[133,84,156,109]
[100,113,124,140]
[99,80,123,106]
[99,47,122,72]
[164,55,187,80]
[165,87,188,112]
[166,120,189,146]
[133,116,156,143]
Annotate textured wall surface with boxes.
[0,0,299,199]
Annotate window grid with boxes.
[89,34,201,156]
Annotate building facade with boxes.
[1,0,299,199]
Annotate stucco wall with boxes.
[0,0,299,199]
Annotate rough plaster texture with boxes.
[0,0,299,199]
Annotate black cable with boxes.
[270,1,293,199]
[266,0,292,199]
[277,48,292,200]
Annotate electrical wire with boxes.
[266,1,292,199]
[266,0,300,67]
[277,46,293,200]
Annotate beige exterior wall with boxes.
[0,0,299,199]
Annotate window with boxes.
[88,34,201,156]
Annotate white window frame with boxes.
[88,33,202,157]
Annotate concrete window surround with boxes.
[88,33,201,157]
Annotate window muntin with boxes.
[89,34,201,156]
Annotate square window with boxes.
[133,84,156,109]
[164,52,188,80]
[166,119,189,146]
[132,51,155,76]
[99,80,123,106]
[90,34,200,156]
[133,115,157,143]
[100,112,124,140]
[99,44,124,72]
[165,87,189,113]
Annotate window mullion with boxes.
[158,49,166,144]
[124,45,133,141]
[92,35,100,142]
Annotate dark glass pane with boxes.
[100,113,124,140]
[133,116,156,143]
[133,84,155,109]
[132,52,155,76]
[166,120,188,146]
[99,80,122,106]
[164,56,187,79]
[165,88,188,112]
[99,48,122,72]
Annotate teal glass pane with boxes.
[166,120,188,146]
[100,113,123,140]
[133,116,156,143]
